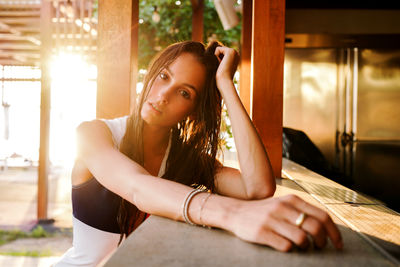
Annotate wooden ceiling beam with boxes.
[0,49,40,58]
[0,59,36,66]
[0,18,40,25]
[0,44,39,50]
[7,26,40,33]
[0,11,41,17]
[0,4,41,9]
[0,34,40,45]
[0,20,22,35]
[0,33,32,40]
[0,21,40,45]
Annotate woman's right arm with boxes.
[76,120,196,221]
[76,120,342,252]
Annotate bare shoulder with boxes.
[76,119,109,135]
[76,119,113,147]
[74,119,117,172]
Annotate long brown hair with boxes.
[117,41,222,243]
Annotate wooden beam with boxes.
[0,34,41,45]
[239,0,252,114]
[0,11,41,17]
[130,0,139,114]
[0,33,35,40]
[0,18,40,25]
[251,0,285,178]
[190,0,200,10]
[0,4,41,9]
[0,20,22,35]
[97,0,138,119]
[0,44,40,50]
[37,0,52,221]
[191,0,203,42]
[7,27,40,33]
[0,59,36,66]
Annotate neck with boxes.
[142,123,171,155]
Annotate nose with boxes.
[157,86,171,105]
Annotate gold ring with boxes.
[295,212,306,227]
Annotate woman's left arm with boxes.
[214,46,276,200]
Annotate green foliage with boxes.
[0,229,28,246]
[220,109,233,150]
[30,225,51,238]
[138,0,242,70]
[0,250,53,257]
[92,0,242,71]
[0,226,52,246]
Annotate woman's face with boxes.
[141,53,206,129]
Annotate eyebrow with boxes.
[164,66,198,94]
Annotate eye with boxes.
[179,89,190,99]
[159,72,168,80]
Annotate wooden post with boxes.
[191,0,204,42]
[38,0,52,221]
[130,0,139,114]
[239,0,252,114]
[97,0,138,119]
[251,0,285,178]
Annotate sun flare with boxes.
[48,52,97,167]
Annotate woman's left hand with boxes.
[214,46,240,88]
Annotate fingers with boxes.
[215,47,239,62]
[282,195,343,250]
[214,46,230,60]
[268,201,323,249]
[232,195,343,253]
[269,201,324,249]
[267,216,310,249]
[253,227,293,252]
[214,46,239,78]
[300,216,327,248]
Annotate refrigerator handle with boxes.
[340,131,354,147]
[352,47,358,142]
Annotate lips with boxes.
[148,102,162,113]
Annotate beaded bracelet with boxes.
[182,188,206,226]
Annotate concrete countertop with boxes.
[104,164,399,266]
[104,215,394,267]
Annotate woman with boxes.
[55,41,342,266]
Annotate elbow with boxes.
[246,179,276,200]
[265,182,276,198]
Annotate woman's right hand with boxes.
[227,194,343,252]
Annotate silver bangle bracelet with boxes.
[182,188,206,226]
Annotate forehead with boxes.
[167,53,206,92]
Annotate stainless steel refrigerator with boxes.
[283,47,400,211]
